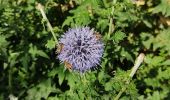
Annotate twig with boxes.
[114,53,145,100]
[129,53,145,78]
[108,1,115,38]
[36,3,59,46]
[108,16,113,36]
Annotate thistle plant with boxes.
[57,27,104,73]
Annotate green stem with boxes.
[114,53,145,100]
[108,1,115,39]
[114,85,127,100]
[8,65,12,93]
[108,16,113,36]
[36,3,59,46]
[79,74,92,99]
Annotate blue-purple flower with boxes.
[57,27,104,73]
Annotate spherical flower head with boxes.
[57,26,104,73]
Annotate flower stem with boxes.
[8,65,12,93]
[36,3,59,46]
[108,0,116,38]
[129,53,145,78]
[114,53,145,100]
[108,17,113,37]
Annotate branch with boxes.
[36,3,59,45]
[114,53,145,100]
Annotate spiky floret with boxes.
[57,27,104,73]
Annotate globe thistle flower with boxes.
[57,27,104,73]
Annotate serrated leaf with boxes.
[157,67,170,80]
[97,19,108,32]
[145,55,164,66]
[45,39,56,50]
[36,50,49,59]
[112,31,126,43]
[48,66,58,78]
[152,0,170,17]
[26,79,55,100]
[105,82,112,91]
[0,35,9,48]
[66,73,76,88]
[98,71,104,83]
[62,17,74,27]
[29,44,49,59]
[161,60,170,65]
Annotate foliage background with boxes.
[0,0,170,99]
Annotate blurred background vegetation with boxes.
[0,0,170,99]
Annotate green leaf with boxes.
[26,79,56,100]
[29,44,49,59]
[140,32,154,49]
[45,39,56,50]
[98,71,104,83]
[157,67,170,80]
[153,0,170,17]
[65,73,77,88]
[58,66,65,85]
[143,20,152,28]
[105,81,113,91]
[148,91,161,100]
[97,19,108,32]
[145,55,165,66]
[161,60,170,66]
[62,17,74,27]
[48,66,58,78]
[0,35,9,48]
[112,31,126,43]
[154,28,170,54]
[36,50,49,59]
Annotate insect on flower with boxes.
[94,32,102,40]
[64,60,72,70]
[56,43,64,53]
[57,26,104,73]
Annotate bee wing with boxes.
[56,43,64,53]
[64,61,72,70]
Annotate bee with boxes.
[64,60,72,71]
[160,16,170,26]
[94,32,102,40]
[56,43,64,53]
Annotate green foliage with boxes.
[26,79,56,100]
[112,31,126,43]
[153,0,170,17]
[0,0,170,99]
